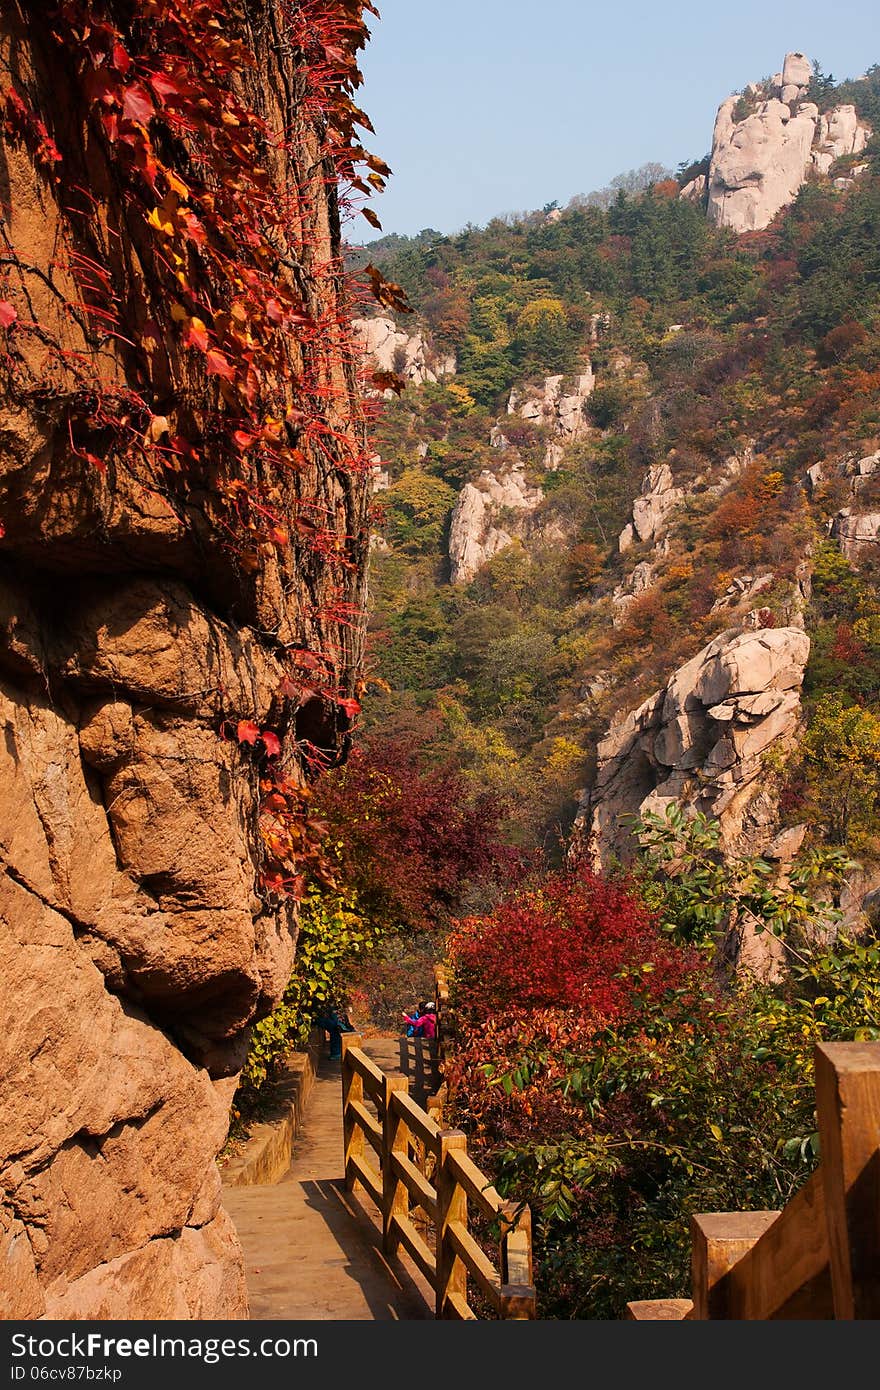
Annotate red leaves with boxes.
[111,42,131,75]
[336,696,361,719]
[449,871,700,1020]
[183,317,210,351]
[147,72,183,104]
[0,302,17,328]
[205,348,235,380]
[236,720,281,759]
[121,83,154,126]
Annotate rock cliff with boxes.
[577,627,811,868]
[352,314,456,394]
[684,51,873,233]
[0,3,371,1319]
[448,465,544,584]
[506,369,595,467]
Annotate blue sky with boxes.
[353,0,880,241]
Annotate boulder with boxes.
[782,52,813,89]
[619,463,685,550]
[699,53,872,233]
[708,96,818,233]
[508,369,595,465]
[831,510,880,562]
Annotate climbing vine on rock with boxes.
[0,0,394,899]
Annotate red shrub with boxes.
[312,734,521,931]
[448,869,698,1025]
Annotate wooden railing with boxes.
[341,1032,536,1319]
[627,1041,880,1320]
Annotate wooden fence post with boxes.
[690,1212,779,1318]
[341,1032,363,1193]
[500,1201,536,1319]
[436,1129,469,1318]
[382,1074,410,1259]
[814,1041,880,1319]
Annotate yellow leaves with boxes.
[147,203,175,236]
[516,296,567,333]
[165,170,190,199]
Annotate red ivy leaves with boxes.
[236,720,281,758]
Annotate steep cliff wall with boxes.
[681,51,873,233]
[0,1,374,1318]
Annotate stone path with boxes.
[222,1033,441,1320]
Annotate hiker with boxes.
[402,1005,422,1037]
[315,1002,354,1060]
[401,1001,437,1041]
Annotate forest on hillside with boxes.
[238,61,880,1316]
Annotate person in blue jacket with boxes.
[314,1002,353,1059]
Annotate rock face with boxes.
[690,52,872,233]
[507,370,595,467]
[810,448,880,561]
[0,6,369,1319]
[619,463,685,552]
[449,466,543,584]
[352,315,455,393]
[577,628,810,868]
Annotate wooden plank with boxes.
[390,1087,442,1154]
[347,1098,382,1154]
[447,1218,502,1313]
[390,1150,439,1223]
[390,1213,437,1287]
[720,1170,832,1319]
[346,1151,383,1207]
[445,1146,505,1221]
[691,1211,780,1318]
[815,1041,880,1319]
[444,1291,476,1321]
[436,1130,470,1318]
[626,1299,694,1320]
[501,1202,533,1288]
[345,1045,386,1097]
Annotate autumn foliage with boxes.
[311,733,521,931]
[449,869,697,1018]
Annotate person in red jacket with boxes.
[401,1002,437,1040]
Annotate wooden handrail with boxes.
[341,1031,536,1319]
[629,1041,880,1320]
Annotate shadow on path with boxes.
[222,1040,436,1320]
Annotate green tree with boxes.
[801,695,880,848]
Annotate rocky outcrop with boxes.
[687,52,873,233]
[619,463,685,552]
[809,449,880,561]
[611,560,656,625]
[352,315,455,393]
[449,466,543,584]
[0,5,369,1319]
[506,370,595,467]
[577,627,810,868]
[831,510,880,562]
